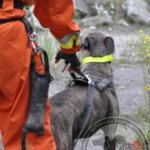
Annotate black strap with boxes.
[68,78,88,87]
[21,17,34,35]
[0,0,23,9]
[22,17,53,81]
[40,49,53,81]
[68,72,95,149]
[69,72,113,149]
[68,73,88,87]
[41,50,50,73]
[14,0,24,9]
[0,18,21,24]
[68,72,88,86]
[0,0,2,8]
[73,84,95,148]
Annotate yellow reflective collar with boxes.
[83,54,114,64]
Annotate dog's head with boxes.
[80,31,115,76]
[80,32,115,58]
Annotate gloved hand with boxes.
[55,51,81,72]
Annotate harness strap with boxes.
[68,73,88,87]
[14,0,24,9]
[73,83,95,148]
[0,0,23,9]
[0,18,21,24]
[22,17,33,35]
[69,72,112,149]
[0,0,2,8]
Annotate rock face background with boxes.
[26,0,150,30]
[73,0,150,27]
[123,0,150,24]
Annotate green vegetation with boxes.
[104,0,124,7]
[37,30,59,71]
[38,31,59,60]
[137,104,150,135]
[146,0,150,5]
[135,30,150,63]
[128,29,150,143]
[147,131,150,142]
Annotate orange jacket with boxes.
[0,0,80,54]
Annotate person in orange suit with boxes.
[0,0,80,150]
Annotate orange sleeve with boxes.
[33,0,80,40]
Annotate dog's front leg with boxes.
[104,136,116,150]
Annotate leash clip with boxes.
[29,32,37,42]
[29,32,39,53]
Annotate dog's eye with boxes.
[83,38,90,50]
[84,42,89,49]
[80,43,89,50]
[80,37,91,50]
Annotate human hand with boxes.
[55,51,81,72]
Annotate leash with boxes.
[72,73,95,149]
[68,72,95,149]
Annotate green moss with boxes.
[147,131,150,142]
[146,0,150,5]
[104,0,124,7]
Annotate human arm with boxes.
[33,0,80,54]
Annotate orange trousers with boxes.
[0,21,56,150]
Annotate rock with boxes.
[73,0,97,17]
[108,27,113,32]
[124,0,150,25]
[79,15,113,27]
[84,0,103,6]
[118,19,130,27]
[89,26,96,29]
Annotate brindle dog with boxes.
[50,32,119,150]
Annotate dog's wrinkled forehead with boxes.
[80,32,105,42]
[80,32,115,57]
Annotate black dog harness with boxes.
[68,72,112,149]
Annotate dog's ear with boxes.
[103,37,115,54]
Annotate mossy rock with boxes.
[146,131,150,142]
